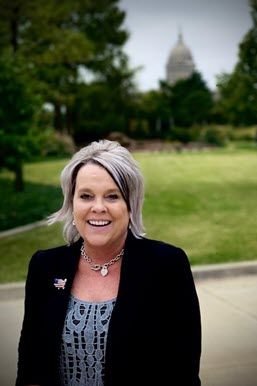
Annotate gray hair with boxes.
[48,139,145,244]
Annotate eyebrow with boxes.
[77,188,121,194]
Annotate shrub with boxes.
[201,126,228,146]
[37,130,76,157]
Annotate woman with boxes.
[16,139,201,386]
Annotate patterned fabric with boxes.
[59,295,116,386]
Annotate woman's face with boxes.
[73,163,130,252]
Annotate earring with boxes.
[72,220,75,226]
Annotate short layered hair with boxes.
[48,139,145,244]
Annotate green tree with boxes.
[215,70,256,125]
[0,0,93,134]
[73,56,137,143]
[162,72,213,128]
[0,0,130,133]
[128,72,213,141]
[216,0,257,125]
[131,89,171,139]
[0,54,41,191]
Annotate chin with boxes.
[85,233,127,250]
[84,235,111,247]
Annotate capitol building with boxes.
[166,32,195,85]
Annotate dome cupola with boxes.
[166,32,195,85]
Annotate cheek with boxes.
[121,206,130,225]
[72,199,79,214]
[73,200,87,216]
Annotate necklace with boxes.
[80,244,124,277]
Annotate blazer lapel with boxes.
[49,239,82,317]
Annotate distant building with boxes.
[166,32,195,85]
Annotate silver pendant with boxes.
[100,265,108,277]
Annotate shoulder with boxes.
[142,236,183,252]
[140,237,198,291]
[25,240,82,287]
[127,234,195,287]
[137,235,187,259]
[33,243,71,258]
[28,240,81,269]
[127,232,190,269]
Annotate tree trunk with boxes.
[14,162,24,192]
[10,4,19,53]
[66,106,73,135]
[54,102,63,132]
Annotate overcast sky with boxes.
[119,0,252,91]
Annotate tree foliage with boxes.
[130,90,171,139]
[0,0,131,132]
[73,56,137,143]
[164,72,213,128]
[0,0,134,191]
[127,72,213,140]
[216,0,257,125]
[0,53,41,191]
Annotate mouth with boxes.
[87,220,111,227]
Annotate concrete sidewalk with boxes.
[197,274,257,386]
[0,271,257,385]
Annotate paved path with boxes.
[0,299,23,386]
[1,274,257,386]
[198,275,257,386]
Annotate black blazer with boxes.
[16,231,201,386]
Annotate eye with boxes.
[80,193,93,200]
[106,193,119,201]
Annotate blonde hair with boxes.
[48,139,145,243]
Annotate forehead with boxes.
[76,163,118,187]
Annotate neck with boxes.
[80,242,124,277]
[82,238,126,263]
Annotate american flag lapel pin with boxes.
[54,278,67,290]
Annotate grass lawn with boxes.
[0,159,66,230]
[0,147,257,283]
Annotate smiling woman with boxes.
[16,139,201,386]
[72,163,130,261]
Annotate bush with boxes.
[200,126,229,146]
[231,126,257,141]
[168,125,201,143]
[37,130,76,157]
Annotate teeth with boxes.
[88,220,110,226]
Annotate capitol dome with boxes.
[166,32,195,85]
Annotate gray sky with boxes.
[119,0,252,91]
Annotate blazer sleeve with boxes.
[170,246,202,385]
[16,251,45,386]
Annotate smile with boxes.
[87,220,111,227]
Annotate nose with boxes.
[91,197,107,213]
